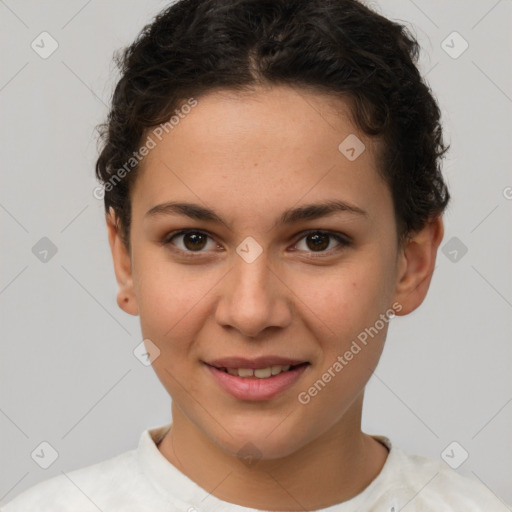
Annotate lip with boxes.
[205,361,309,401]
[206,356,307,369]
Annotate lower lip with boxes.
[206,364,309,401]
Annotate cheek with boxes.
[289,260,394,345]
[134,261,211,396]
[133,250,216,338]
[294,268,392,415]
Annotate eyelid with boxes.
[162,228,351,256]
[162,228,221,257]
[292,229,351,245]
[290,229,351,257]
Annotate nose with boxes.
[214,245,292,339]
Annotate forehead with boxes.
[131,85,391,229]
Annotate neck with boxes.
[157,397,388,510]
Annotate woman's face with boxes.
[112,85,407,459]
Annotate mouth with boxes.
[207,362,309,379]
[204,357,310,401]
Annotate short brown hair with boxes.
[95,0,450,251]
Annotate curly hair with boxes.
[95,0,450,251]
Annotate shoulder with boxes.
[1,448,153,512]
[380,439,504,511]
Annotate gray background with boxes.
[1,0,511,507]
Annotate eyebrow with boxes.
[144,199,367,229]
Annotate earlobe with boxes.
[106,208,139,316]
[393,216,444,316]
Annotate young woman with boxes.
[3,0,500,510]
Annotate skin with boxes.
[106,84,444,510]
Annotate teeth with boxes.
[254,367,272,378]
[223,364,294,378]
[271,365,282,375]
[238,368,254,378]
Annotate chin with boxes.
[207,418,313,462]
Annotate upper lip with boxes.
[206,356,308,369]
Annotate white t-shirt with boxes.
[1,423,503,511]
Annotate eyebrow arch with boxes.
[144,199,367,229]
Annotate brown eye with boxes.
[182,232,208,251]
[294,230,350,254]
[164,230,218,253]
[305,232,330,251]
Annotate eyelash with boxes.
[161,229,351,259]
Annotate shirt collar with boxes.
[137,423,398,511]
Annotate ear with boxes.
[393,215,444,316]
[106,207,139,316]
